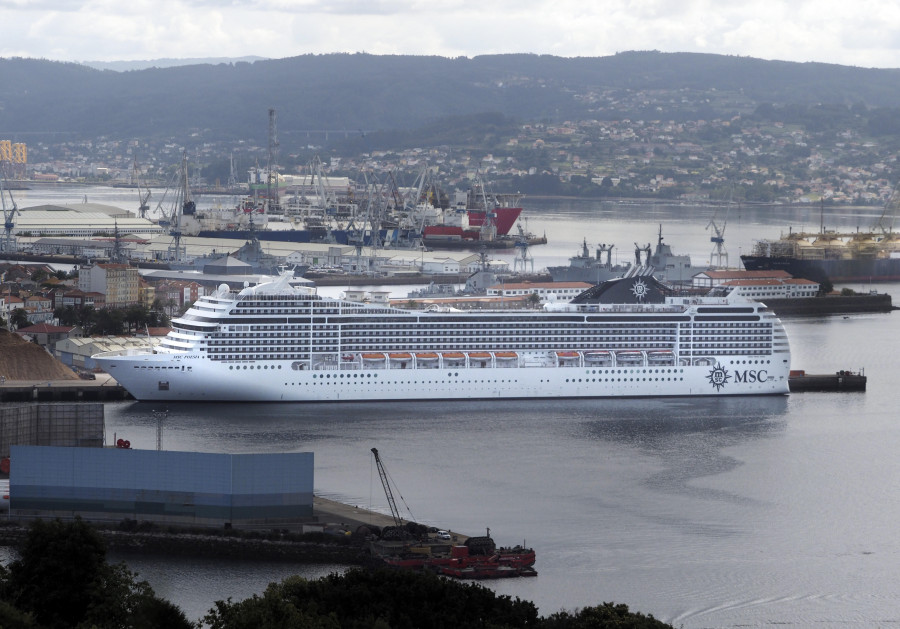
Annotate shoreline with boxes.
[0,496,420,564]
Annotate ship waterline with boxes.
[93,273,791,403]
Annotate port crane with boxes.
[707,204,730,269]
[163,152,192,263]
[0,160,19,255]
[132,157,152,219]
[513,221,534,274]
[370,448,420,540]
[371,447,404,530]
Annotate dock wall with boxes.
[0,382,131,403]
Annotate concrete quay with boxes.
[0,374,131,403]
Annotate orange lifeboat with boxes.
[362,353,386,361]
[389,353,412,360]
[494,351,518,359]
[415,352,439,361]
[556,351,579,360]
[467,352,492,359]
[442,352,465,359]
[615,350,643,363]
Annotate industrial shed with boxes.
[10,445,314,527]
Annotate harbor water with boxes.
[102,308,899,627]
[10,186,900,626]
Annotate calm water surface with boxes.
[14,186,900,626]
[104,310,900,627]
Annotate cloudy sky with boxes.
[2,0,900,68]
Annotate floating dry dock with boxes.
[788,369,867,392]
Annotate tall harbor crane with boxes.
[164,152,192,263]
[707,203,730,269]
[371,447,404,530]
[0,160,19,255]
[266,108,279,213]
[133,157,152,219]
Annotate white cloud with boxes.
[1,0,899,67]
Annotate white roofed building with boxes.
[13,204,165,239]
[486,281,592,303]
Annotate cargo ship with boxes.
[742,193,900,283]
[740,230,900,283]
[92,272,791,402]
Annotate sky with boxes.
[2,0,900,69]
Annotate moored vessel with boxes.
[741,193,900,283]
[92,273,792,402]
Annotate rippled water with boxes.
[14,186,900,626]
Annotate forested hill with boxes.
[2,51,900,142]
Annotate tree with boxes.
[204,568,540,629]
[91,307,126,335]
[543,602,673,628]
[124,304,149,333]
[2,518,192,629]
[9,308,29,330]
[54,305,79,326]
[202,568,674,629]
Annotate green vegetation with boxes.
[202,568,674,629]
[0,518,191,628]
[53,302,170,335]
[0,518,674,628]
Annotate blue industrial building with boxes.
[10,445,314,527]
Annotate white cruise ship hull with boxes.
[95,353,789,402]
[93,273,792,403]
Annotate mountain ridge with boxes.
[2,51,900,149]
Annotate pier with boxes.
[0,377,131,403]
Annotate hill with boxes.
[2,51,900,145]
[0,330,79,381]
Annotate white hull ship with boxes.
[93,274,791,402]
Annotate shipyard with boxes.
[4,42,900,626]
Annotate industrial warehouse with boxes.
[0,403,315,528]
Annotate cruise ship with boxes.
[92,274,792,402]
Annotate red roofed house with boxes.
[486,281,593,303]
[692,269,793,289]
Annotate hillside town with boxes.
[6,88,900,208]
